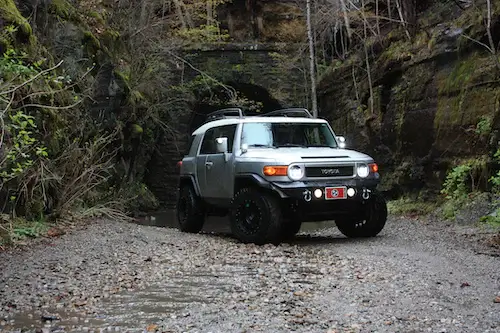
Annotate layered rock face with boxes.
[317,3,500,198]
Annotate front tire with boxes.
[335,191,387,238]
[229,188,283,245]
[176,184,205,233]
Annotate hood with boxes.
[240,147,373,163]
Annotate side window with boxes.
[199,124,237,155]
[200,128,215,155]
[185,135,195,155]
[213,124,237,153]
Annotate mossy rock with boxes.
[0,0,36,49]
[48,0,79,22]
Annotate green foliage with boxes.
[476,115,492,137]
[440,156,489,219]
[1,49,49,185]
[488,149,500,194]
[441,157,488,201]
[387,197,441,217]
[479,208,500,228]
[176,25,230,44]
[0,111,47,181]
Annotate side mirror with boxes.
[337,136,346,149]
[215,137,228,153]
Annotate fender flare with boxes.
[234,174,287,198]
[179,175,201,197]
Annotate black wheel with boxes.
[335,191,387,238]
[229,188,283,245]
[176,184,205,233]
[280,219,302,241]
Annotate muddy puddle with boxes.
[3,272,234,332]
[1,211,335,332]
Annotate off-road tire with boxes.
[280,219,302,241]
[176,184,205,233]
[335,191,387,238]
[229,188,283,245]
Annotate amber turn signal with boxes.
[369,163,379,173]
[263,165,288,176]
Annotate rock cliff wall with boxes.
[318,2,500,198]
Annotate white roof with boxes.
[192,116,328,135]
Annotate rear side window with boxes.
[185,135,195,155]
[200,124,237,155]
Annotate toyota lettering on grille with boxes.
[320,168,340,175]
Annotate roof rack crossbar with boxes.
[260,108,313,118]
[203,108,245,124]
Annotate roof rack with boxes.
[260,108,313,118]
[203,108,245,124]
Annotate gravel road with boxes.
[0,214,499,333]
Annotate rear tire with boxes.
[335,191,387,238]
[176,184,205,233]
[229,188,283,245]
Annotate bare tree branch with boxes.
[0,60,64,96]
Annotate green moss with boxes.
[87,11,106,25]
[379,39,413,68]
[131,123,143,134]
[434,51,499,133]
[0,0,33,37]
[438,55,477,95]
[82,30,101,53]
[102,29,120,40]
[49,0,78,21]
[387,197,441,217]
[129,90,145,105]
[114,68,130,86]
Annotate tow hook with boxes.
[362,188,371,200]
[303,189,312,202]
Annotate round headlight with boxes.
[357,164,369,178]
[288,165,304,181]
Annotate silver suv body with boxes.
[176,108,387,244]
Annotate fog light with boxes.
[314,189,323,198]
[347,188,356,197]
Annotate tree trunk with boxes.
[306,0,318,117]
[339,0,352,39]
[486,0,496,55]
[206,0,213,26]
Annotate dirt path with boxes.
[0,215,499,333]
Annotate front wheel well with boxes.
[234,176,277,198]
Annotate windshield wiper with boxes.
[276,143,308,148]
[307,144,336,148]
[247,144,276,148]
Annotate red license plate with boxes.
[325,186,347,200]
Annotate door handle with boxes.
[205,161,213,168]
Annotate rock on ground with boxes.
[0,216,499,333]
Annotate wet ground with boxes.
[0,212,499,333]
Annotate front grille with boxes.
[305,165,354,178]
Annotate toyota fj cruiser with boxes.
[176,108,387,244]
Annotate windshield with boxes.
[241,122,338,148]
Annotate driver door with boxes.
[196,124,237,202]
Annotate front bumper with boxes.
[269,179,379,222]
[270,178,379,202]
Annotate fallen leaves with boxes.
[47,227,65,238]
[146,324,158,332]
